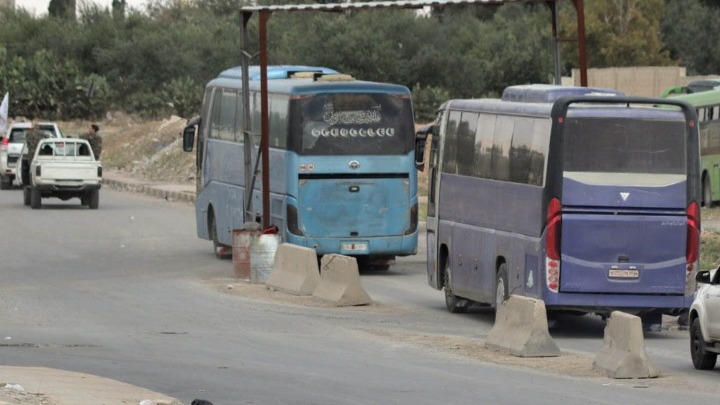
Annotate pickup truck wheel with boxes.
[691,317,718,370]
[0,177,10,190]
[88,189,99,209]
[30,187,41,209]
[23,187,30,206]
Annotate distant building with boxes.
[0,0,15,9]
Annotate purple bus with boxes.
[415,84,701,327]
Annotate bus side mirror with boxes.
[414,123,436,171]
[182,125,196,152]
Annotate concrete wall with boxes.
[565,66,720,97]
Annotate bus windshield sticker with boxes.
[323,102,382,125]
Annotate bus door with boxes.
[553,110,694,298]
[416,117,442,288]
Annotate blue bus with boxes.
[183,66,418,269]
[416,84,700,326]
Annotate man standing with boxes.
[81,123,102,158]
[19,124,48,186]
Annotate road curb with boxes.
[103,177,196,204]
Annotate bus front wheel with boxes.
[495,264,509,310]
[444,260,469,313]
[209,212,229,259]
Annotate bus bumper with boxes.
[542,292,693,316]
[285,231,418,257]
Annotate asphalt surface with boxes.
[2,170,717,405]
[0,170,193,405]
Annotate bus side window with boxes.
[491,115,513,181]
[269,94,289,149]
[529,118,551,186]
[234,92,245,143]
[474,113,495,178]
[456,112,478,176]
[210,91,223,139]
[219,90,237,141]
[251,91,262,147]
[441,110,461,174]
[509,117,533,184]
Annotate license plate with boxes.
[609,269,639,278]
[341,242,368,252]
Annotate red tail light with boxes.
[687,201,700,264]
[1,138,8,146]
[545,198,562,260]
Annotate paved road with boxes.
[1,187,718,405]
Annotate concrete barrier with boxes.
[485,295,560,357]
[265,243,320,295]
[312,254,371,306]
[593,311,659,379]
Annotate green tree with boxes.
[661,0,720,74]
[562,0,672,69]
[48,0,75,20]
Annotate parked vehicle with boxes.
[0,122,62,189]
[18,138,102,209]
[689,268,720,369]
[182,65,418,267]
[418,84,700,329]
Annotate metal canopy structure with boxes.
[238,0,588,228]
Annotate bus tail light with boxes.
[404,203,418,235]
[687,201,700,265]
[287,204,304,236]
[545,197,562,292]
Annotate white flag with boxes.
[0,92,8,134]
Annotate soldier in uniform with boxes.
[19,124,48,185]
[81,123,102,158]
[24,126,46,160]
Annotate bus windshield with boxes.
[564,117,687,175]
[295,93,413,155]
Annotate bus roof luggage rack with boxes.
[218,65,339,81]
[502,84,624,103]
[315,73,355,82]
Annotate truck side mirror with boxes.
[182,125,196,152]
[696,270,711,284]
[414,123,437,171]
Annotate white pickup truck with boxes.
[17,138,102,209]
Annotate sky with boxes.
[15,0,148,16]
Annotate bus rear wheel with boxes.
[495,264,509,310]
[444,260,469,313]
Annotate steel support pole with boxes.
[241,11,254,222]
[259,11,271,229]
[572,0,588,87]
[549,1,561,85]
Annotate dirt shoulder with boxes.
[0,366,182,405]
